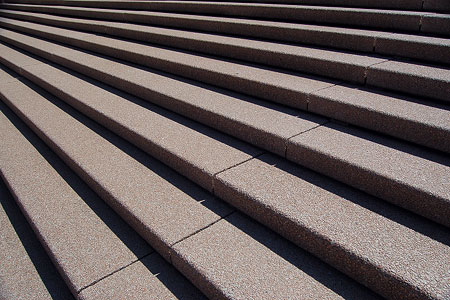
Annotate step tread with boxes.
[1,11,449,152]
[3,6,450,65]
[0,87,153,294]
[0,62,381,300]
[0,30,326,159]
[0,179,74,300]
[172,212,381,300]
[0,15,386,84]
[367,60,450,103]
[214,154,450,300]
[79,253,207,300]
[309,84,450,153]
[1,31,448,227]
[2,13,448,104]
[0,63,233,260]
[287,122,450,227]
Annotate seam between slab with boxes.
[167,210,236,265]
[284,121,330,158]
[76,252,153,295]
[211,151,266,194]
[364,59,391,85]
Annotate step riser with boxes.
[3,5,450,66]
[1,19,449,155]
[2,15,449,106]
[2,32,449,230]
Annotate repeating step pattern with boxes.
[0,0,449,300]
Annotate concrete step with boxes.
[0,15,448,154]
[0,94,212,300]
[0,178,74,300]
[4,0,450,12]
[2,4,450,65]
[3,0,450,35]
[0,64,379,300]
[215,154,450,300]
[2,16,449,105]
[1,34,449,228]
[2,55,449,300]
[0,102,154,296]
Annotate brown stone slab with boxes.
[286,122,450,227]
[0,30,325,159]
[375,32,450,64]
[32,1,423,32]
[421,13,450,37]
[79,253,207,300]
[423,0,450,12]
[0,101,152,294]
[0,63,20,83]
[5,6,446,64]
[214,154,450,300]
[0,5,380,52]
[367,60,450,103]
[0,73,233,261]
[0,0,426,11]
[0,179,74,300]
[3,8,448,65]
[27,62,269,183]
[0,13,332,109]
[309,84,450,153]
[0,42,262,190]
[172,212,380,300]
[0,16,385,83]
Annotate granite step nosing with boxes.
[1,34,448,229]
[3,4,449,64]
[1,20,449,155]
[1,14,448,104]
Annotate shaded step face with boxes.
[3,0,449,12]
[0,10,448,155]
[0,32,448,229]
[0,1,442,34]
[0,179,74,300]
[0,99,210,300]
[2,7,450,66]
[1,40,449,300]
[1,14,449,106]
[0,67,380,300]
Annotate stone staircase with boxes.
[0,1,449,299]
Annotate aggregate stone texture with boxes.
[0,29,327,158]
[0,102,152,294]
[66,2,425,32]
[286,122,450,228]
[3,7,447,65]
[214,154,450,300]
[172,212,381,300]
[367,60,450,103]
[0,74,233,261]
[421,13,450,36]
[0,0,428,10]
[0,179,74,300]
[0,37,262,191]
[423,0,450,12]
[0,5,384,52]
[26,62,263,188]
[0,11,335,110]
[0,16,386,83]
[308,84,450,153]
[79,253,207,300]
[375,32,450,64]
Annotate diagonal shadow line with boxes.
[0,179,75,300]
[0,96,152,260]
[259,153,450,247]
